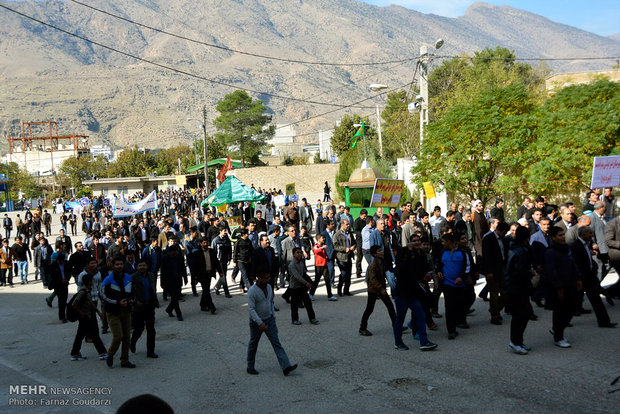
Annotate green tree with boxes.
[526,80,620,194]
[214,90,274,166]
[381,90,420,161]
[108,146,157,177]
[413,84,538,205]
[428,47,548,121]
[59,156,91,188]
[4,162,42,200]
[330,114,376,157]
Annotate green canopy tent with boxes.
[201,176,265,207]
[186,158,243,173]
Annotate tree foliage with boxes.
[214,90,274,166]
[526,80,620,193]
[381,90,420,162]
[330,114,376,157]
[107,146,157,178]
[413,80,620,204]
[4,162,41,200]
[428,47,548,121]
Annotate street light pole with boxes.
[369,83,388,158]
[419,45,429,145]
[202,105,209,194]
[418,39,443,145]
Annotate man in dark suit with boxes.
[482,222,509,325]
[321,219,336,287]
[193,238,223,314]
[299,198,314,234]
[252,234,280,290]
[570,226,616,328]
[516,197,530,221]
[3,214,13,239]
[472,200,489,263]
[315,210,327,236]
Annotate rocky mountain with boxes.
[0,0,618,150]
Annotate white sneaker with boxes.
[509,342,528,355]
[554,339,571,348]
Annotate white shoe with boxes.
[554,339,571,348]
[509,342,528,355]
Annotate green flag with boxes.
[351,122,364,148]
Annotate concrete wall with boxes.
[231,163,340,202]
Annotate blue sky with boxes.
[361,1,620,36]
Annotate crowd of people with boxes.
[0,185,618,373]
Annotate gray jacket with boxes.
[333,229,354,263]
[288,260,308,289]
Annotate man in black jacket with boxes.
[569,226,616,328]
[252,235,280,290]
[194,238,222,314]
[233,229,254,292]
[482,222,509,325]
[49,251,71,323]
[130,259,160,358]
[69,242,90,283]
[544,226,582,348]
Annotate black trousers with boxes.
[360,292,396,331]
[131,305,156,354]
[199,277,216,311]
[290,288,315,322]
[506,293,530,345]
[71,316,107,356]
[581,275,611,325]
[310,265,332,297]
[1,267,13,285]
[550,291,577,341]
[336,259,352,295]
[55,283,69,321]
[355,238,363,277]
[442,285,467,334]
[165,289,183,317]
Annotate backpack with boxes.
[66,288,87,322]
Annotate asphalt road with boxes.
[0,212,618,413]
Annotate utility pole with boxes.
[202,105,209,194]
[419,45,429,145]
[375,103,383,157]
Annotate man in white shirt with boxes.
[429,206,445,240]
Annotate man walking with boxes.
[246,272,298,376]
[130,259,160,358]
[3,214,13,240]
[333,219,355,297]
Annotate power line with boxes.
[276,81,415,131]
[68,0,418,67]
[0,4,376,109]
[435,55,620,62]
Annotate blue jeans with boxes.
[17,261,28,282]
[362,249,374,282]
[238,262,253,289]
[393,296,428,346]
[327,260,335,286]
[247,316,291,371]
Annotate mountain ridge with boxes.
[0,0,618,149]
